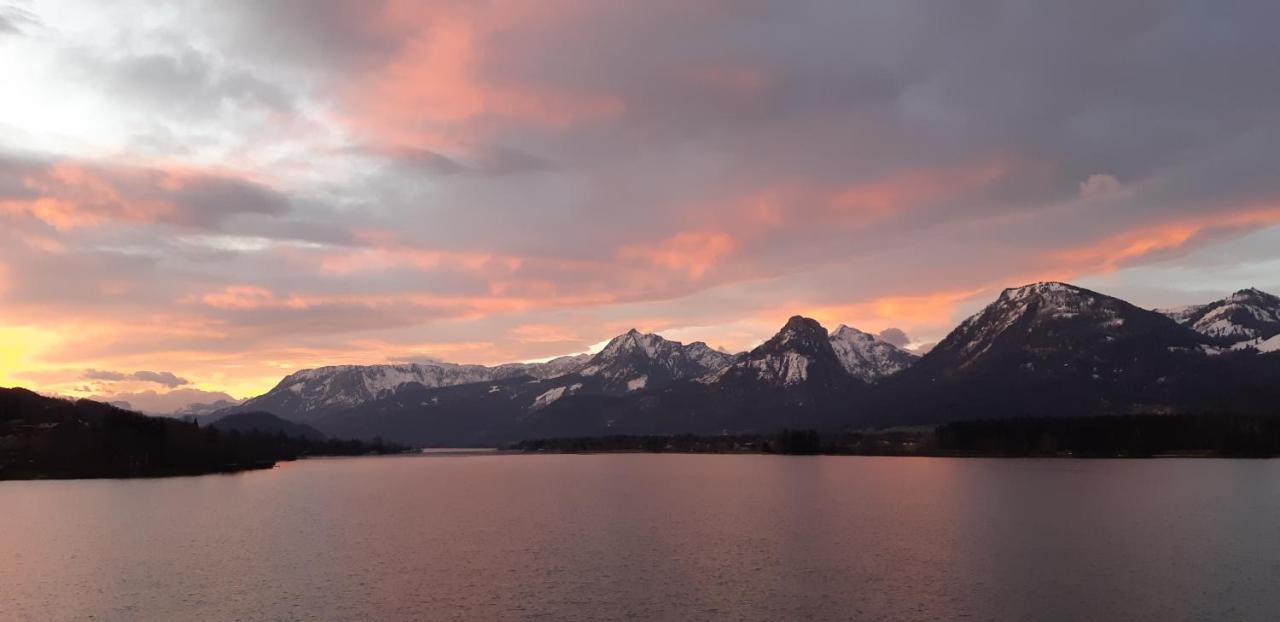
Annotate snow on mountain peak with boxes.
[942,282,1136,368]
[235,355,593,421]
[1159,287,1280,343]
[701,316,845,386]
[578,329,735,390]
[828,324,918,382]
[593,328,665,360]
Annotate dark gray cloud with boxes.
[83,369,190,387]
[166,175,292,224]
[877,328,910,348]
[0,3,38,35]
[67,43,296,118]
[0,151,292,230]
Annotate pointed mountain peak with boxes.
[828,323,918,382]
[598,328,662,357]
[831,324,870,338]
[784,314,820,328]
[581,328,735,390]
[757,316,835,356]
[777,315,827,339]
[702,316,847,387]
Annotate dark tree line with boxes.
[512,413,1280,458]
[934,414,1280,457]
[0,388,403,480]
[509,429,920,455]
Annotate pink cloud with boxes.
[1052,204,1280,272]
[334,1,623,149]
[620,231,736,279]
[317,230,524,276]
[0,159,288,230]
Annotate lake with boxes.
[3,454,1279,621]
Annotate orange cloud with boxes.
[1052,205,1280,272]
[620,231,735,279]
[790,288,987,336]
[826,160,1011,225]
[0,163,172,229]
[510,323,579,343]
[198,286,305,310]
[317,230,523,276]
[17,232,66,253]
[0,161,286,230]
[191,284,619,319]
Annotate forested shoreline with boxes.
[0,388,404,480]
[511,414,1280,458]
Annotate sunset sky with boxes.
[3,1,1279,410]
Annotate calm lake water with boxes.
[3,454,1280,621]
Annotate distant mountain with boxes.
[174,399,241,418]
[516,317,869,442]
[579,329,736,393]
[828,325,918,382]
[303,319,862,445]
[210,411,325,441]
[223,330,736,433]
[287,330,737,445]
[91,388,242,416]
[223,354,591,423]
[1160,288,1280,345]
[220,281,1280,447]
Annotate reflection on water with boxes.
[3,455,1279,621]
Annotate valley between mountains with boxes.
[211,283,1280,447]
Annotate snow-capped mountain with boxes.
[226,355,590,422]
[704,316,850,388]
[1159,288,1280,344]
[173,399,242,418]
[221,281,1280,445]
[828,325,919,382]
[879,281,1223,424]
[923,282,1206,372]
[577,329,736,393]
[496,354,593,380]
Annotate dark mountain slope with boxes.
[516,317,869,439]
[876,282,1280,424]
[0,387,397,479]
[575,329,735,394]
[211,411,325,441]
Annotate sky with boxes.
[2,0,1280,410]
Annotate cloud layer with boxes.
[2,0,1279,400]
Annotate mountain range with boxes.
[214,283,1280,446]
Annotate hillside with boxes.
[0,388,400,480]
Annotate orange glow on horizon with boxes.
[785,288,989,337]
